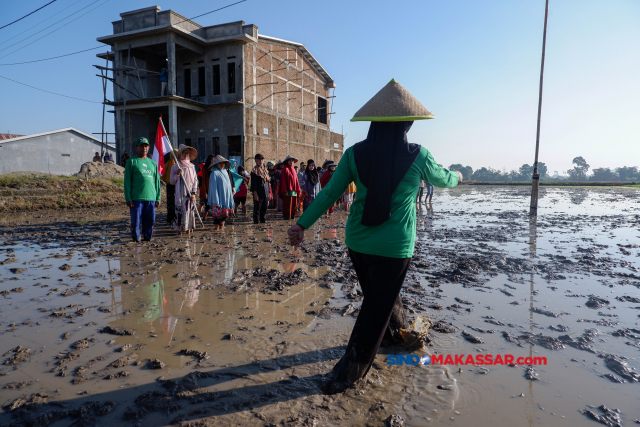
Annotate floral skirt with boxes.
[211,205,233,220]
[173,197,197,232]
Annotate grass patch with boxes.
[109,177,124,187]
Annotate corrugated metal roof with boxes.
[0,133,24,141]
[0,127,114,147]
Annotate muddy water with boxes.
[0,186,639,426]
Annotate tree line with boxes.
[449,157,640,182]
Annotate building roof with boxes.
[258,35,335,88]
[0,133,24,141]
[97,7,335,88]
[0,127,115,148]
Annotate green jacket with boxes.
[124,157,161,203]
[298,146,459,258]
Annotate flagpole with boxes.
[159,116,205,228]
[529,0,549,216]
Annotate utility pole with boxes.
[529,0,550,216]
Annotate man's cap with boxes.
[136,137,150,146]
[266,161,274,167]
[255,153,265,159]
[300,162,306,166]
[351,79,434,122]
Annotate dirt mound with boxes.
[76,162,124,179]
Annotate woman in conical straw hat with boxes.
[207,155,235,230]
[287,79,462,393]
[170,144,198,236]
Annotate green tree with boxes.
[616,166,639,181]
[590,168,619,181]
[568,156,589,181]
[449,164,474,181]
[537,162,548,178]
[472,167,503,181]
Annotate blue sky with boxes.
[1,0,638,175]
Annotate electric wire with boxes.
[182,0,248,25]
[0,0,108,57]
[0,74,100,103]
[0,0,60,31]
[0,46,103,66]
[0,0,87,47]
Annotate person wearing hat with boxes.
[278,156,301,220]
[124,137,162,242]
[207,155,235,230]
[320,161,337,215]
[250,153,271,223]
[318,159,332,180]
[287,79,462,392]
[169,144,199,236]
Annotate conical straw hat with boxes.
[351,79,434,122]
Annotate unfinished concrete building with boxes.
[97,6,343,169]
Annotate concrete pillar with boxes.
[115,107,126,159]
[167,33,176,96]
[168,101,178,148]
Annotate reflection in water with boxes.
[526,217,537,427]
[569,188,588,204]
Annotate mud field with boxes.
[1,186,639,427]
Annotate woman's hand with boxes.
[455,171,463,184]
[287,224,305,247]
[177,168,183,176]
[190,194,196,202]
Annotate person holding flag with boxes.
[124,137,162,242]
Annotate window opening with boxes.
[212,64,221,95]
[227,62,236,94]
[184,68,191,98]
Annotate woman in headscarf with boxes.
[251,154,271,224]
[287,79,462,393]
[299,159,321,211]
[278,156,302,220]
[274,160,284,212]
[320,161,337,215]
[267,161,276,209]
[170,144,198,236]
[207,155,235,230]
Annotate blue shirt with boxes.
[159,69,168,83]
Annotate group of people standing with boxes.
[250,154,348,223]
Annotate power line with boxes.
[0,0,60,31]
[0,0,87,47]
[0,0,108,57]
[0,74,100,103]
[0,46,103,66]
[187,0,248,22]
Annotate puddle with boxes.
[1,186,639,426]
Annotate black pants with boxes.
[330,249,411,387]
[253,197,268,223]
[166,184,176,223]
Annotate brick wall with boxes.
[243,39,341,170]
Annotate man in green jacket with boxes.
[124,137,161,242]
[288,79,462,393]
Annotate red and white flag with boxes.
[152,115,173,175]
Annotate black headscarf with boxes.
[203,155,215,172]
[305,159,319,186]
[353,121,420,227]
